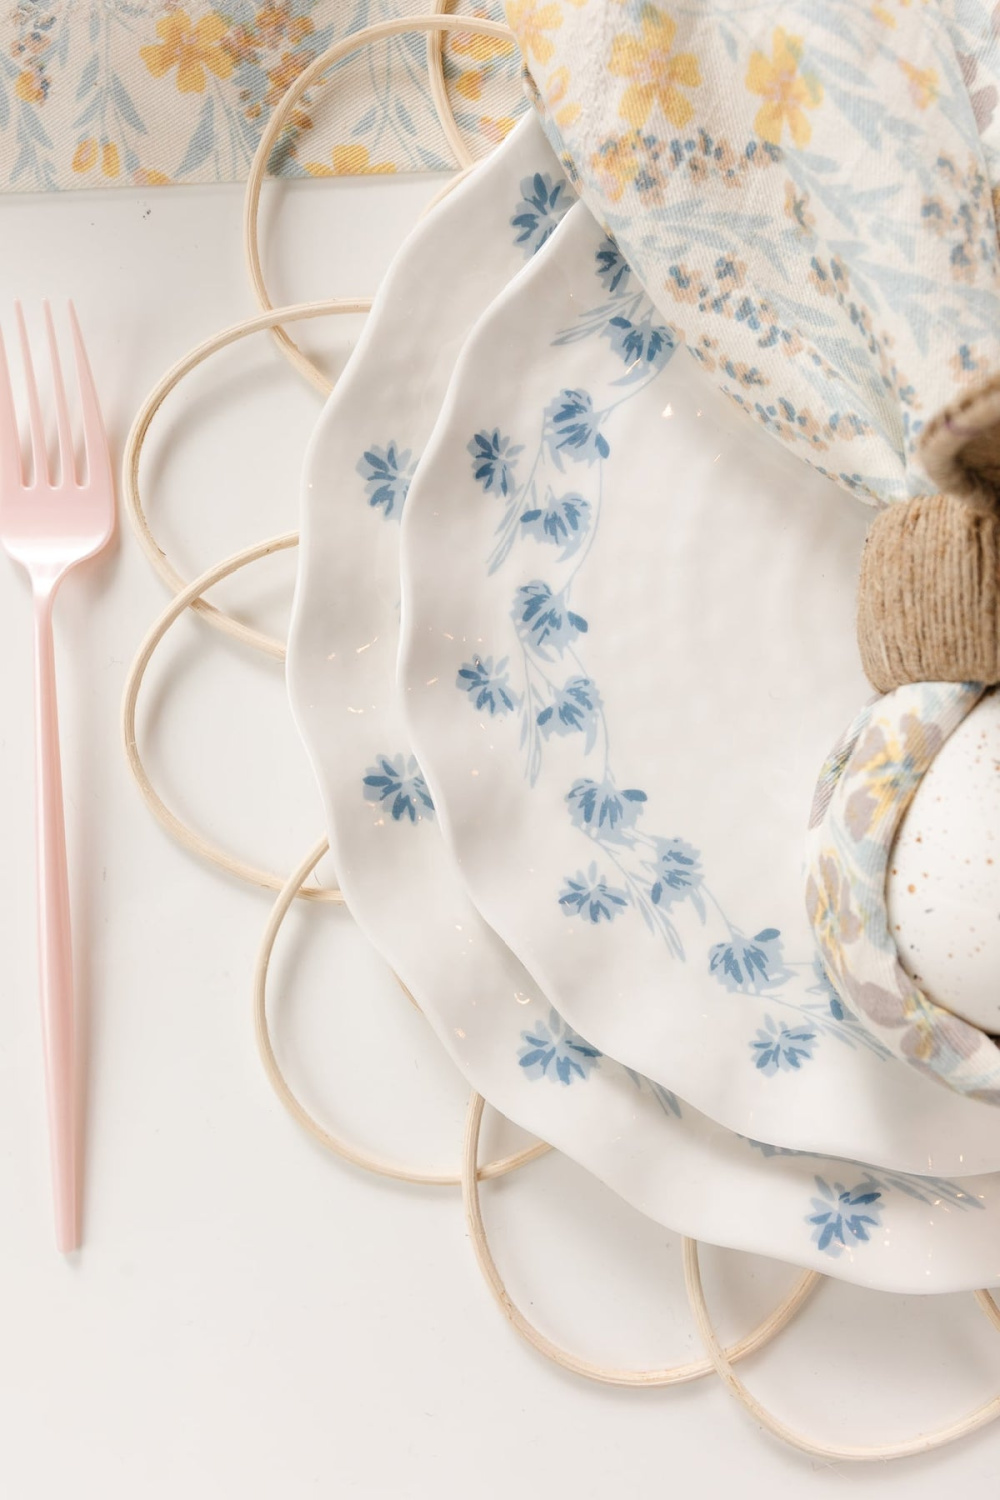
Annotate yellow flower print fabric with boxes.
[505,0,1000,505]
[607,7,701,130]
[1,0,525,191]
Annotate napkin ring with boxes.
[806,377,1000,1102]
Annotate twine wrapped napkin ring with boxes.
[806,385,1000,1101]
[858,376,1000,693]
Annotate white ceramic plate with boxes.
[397,194,1000,1177]
[288,116,1000,1292]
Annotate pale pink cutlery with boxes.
[0,303,115,1252]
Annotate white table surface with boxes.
[2,174,1000,1499]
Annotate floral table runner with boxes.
[1,0,524,190]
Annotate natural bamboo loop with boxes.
[461,1092,820,1387]
[121,530,342,901]
[242,13,515,392]
[253,839,550,1184]
[122,300,361,658]
[682,1237,1000,1460]
[427,0,477,173]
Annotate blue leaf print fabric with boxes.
[506,0,1000,506]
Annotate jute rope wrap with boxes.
[857,376,1000,694]
[118,11,1000,1458]
[857,492,1000,693]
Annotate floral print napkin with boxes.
[2,0,524,191]
[505,0,1000,505]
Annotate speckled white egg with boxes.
[887,689,1000,1035]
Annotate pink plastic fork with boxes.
[0,303,115,1252]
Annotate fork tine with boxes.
[0,325,23,492]
[43,301,75,488]
[14,301,48,488]
[67,302,111,492]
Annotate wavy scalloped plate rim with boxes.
[396,185,1000,1182]
[289,113,1000,1293]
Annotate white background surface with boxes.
[1,173,1000,1498]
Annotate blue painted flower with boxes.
[650,837,702,908]
[455,654,518,717]
[545,389,610,466]
[518,1008,601,1084]
[362,754,434,824]
[511,171,571,259]
[595,236,632,295]
[602,312,676,375]
[558,863,629,924]
[708,928,787,993]
[356,442,415,519]
[567,778,647,838]
[751,1016,818,1076]
[519,491,591,554]
[808,955,848,1021]
[513,580,588,659]
[537,676,601,750]
[807,1178,883,1258]
[468,429,524,497]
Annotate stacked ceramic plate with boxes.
[287,112,1000,1295]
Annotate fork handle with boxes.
[32,587,78,1253]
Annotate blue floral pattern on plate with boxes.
[751,1017,817,1076]
[468,429,524,497]
[807,1179,883,1259]
[456,655,518,717]
[518,1008,601,1085]
[362,754,434,824]
[356,442,415,520]
[558,864,630,925]
[510,171,573,260]
[457,227,894,1062]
